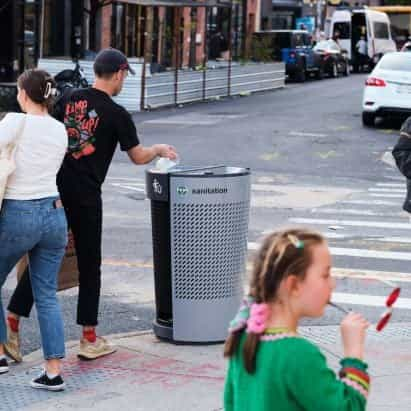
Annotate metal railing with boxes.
[144,62,285,109]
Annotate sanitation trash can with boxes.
[146,165,251,343]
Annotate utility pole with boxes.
[316,0,323,31]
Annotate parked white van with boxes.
[329,7,396,72]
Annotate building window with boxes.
[111,3,144,58]
[42,0,72,57]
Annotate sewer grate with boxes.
[0,352,139,410]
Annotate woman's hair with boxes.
[224,228,325,373]
[17,69,56,112]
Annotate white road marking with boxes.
[260,230,347,239]
[341,200,399,206]
[331,292,411,309]
[107,177,145,182]
[376,183,404,188]
[383,175,404,181]
[289,131,328,138]
[375,237,411,244]
[289,217,411,230]
[311,208,394,216]
[369,188,405,193]
[369,193,403,198]
[330,247,411,261]
[110,183,145,192]
[332,267,411,283]
[249,242,411,260]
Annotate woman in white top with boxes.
[0,69,67,391]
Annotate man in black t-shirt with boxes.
[6,49,177,361]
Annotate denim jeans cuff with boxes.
[44,353,65,360]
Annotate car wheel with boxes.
[362,111,376,127]
[296,67,306,83]
[316,66,324,80]
[331,62,338,78]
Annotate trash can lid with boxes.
[170,165,250,177]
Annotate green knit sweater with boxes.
[224,333,369,411]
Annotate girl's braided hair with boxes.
[224,228,324,373]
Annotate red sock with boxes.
[83,328,96,343]
[7,316,19,333]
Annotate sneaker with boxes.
[0,357,9,374]
[4,324,23,363]
[30,371,65,391]
[78,336,116,360]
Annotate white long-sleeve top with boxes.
[0,113,67,200]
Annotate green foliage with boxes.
[251,37,274,62]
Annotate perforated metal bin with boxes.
[146,166,251,343]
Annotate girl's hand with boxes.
[340,312,370,360]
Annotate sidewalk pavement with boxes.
[2,323,411,411]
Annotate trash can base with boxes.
[153,320,173,341]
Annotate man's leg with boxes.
[63,197,115,359]
[7,267,35,317]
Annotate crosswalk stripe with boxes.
[376,183,404,188]
[330,247,411,261]
[341,199,399,206]
[289,217,411,230]
[260,231,348,239]
[332,292,411,309]
[332,267,411,283]
[375,236,411,244]
[107,177,145,182]
[109,183,145,192]
[311,208,399,217]
[370,193,403,198]
[383,175,404,181]
[369,188,405,193]
[249,242,411,260]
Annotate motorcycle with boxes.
[54,60,89,97]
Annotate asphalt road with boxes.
[5,73,411,355]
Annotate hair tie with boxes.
[287,234,304,249]
[246,303,270,334]
[228,296,254,333]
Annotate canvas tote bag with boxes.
[0,115,26,210]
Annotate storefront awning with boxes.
[116,0,232,7]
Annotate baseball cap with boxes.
[93,48,135,76]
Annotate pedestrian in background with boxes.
[224,228,370,411]
[6,48,177,361]
[0,69,67,391]
[356,35,368,72]
[392,117,411,218]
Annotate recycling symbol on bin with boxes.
[177,186,188,196]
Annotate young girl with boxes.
[224,228,370,411]
[0,69,67,390]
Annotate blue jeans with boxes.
[0,197,67,360]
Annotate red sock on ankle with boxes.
[7,316,19,333]
[83,328,96,343]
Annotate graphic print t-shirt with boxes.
[56,88,140,202]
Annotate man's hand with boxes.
[153,144,178,160]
